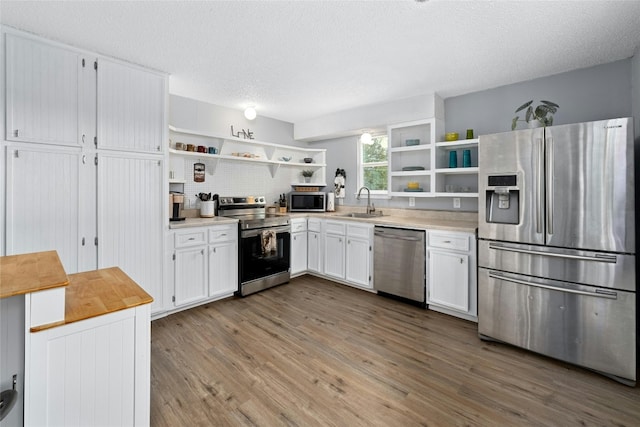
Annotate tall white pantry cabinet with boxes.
[2,28,167,314]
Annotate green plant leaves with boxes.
[514,100,533,113]
[512,100,559,129]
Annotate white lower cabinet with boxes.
[323,221,346,280]
[174,245,207,307]
[427,230,477,322]
[345,224,373,289]
[307,218,323,274]
[208,226,238,298]
[172,224,238,310]
[290,218,308,277]
[25,305,151,426]
[321,220,373,290]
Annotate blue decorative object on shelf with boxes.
[449,151,457,168]
[463,149,471,167]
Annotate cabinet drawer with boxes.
[291,219,307,233]
[209,225,236,243]
[347,223,371,239]
[308,218,322,232]
[325,220,346,235]
[429,232,470,252]
[175,230,207,248]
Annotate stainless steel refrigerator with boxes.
[477,117,636,385]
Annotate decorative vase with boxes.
[528,119,543,129]
[304,177,311,183]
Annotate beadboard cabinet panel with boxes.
[5,146,85,273]
[97,58,165,153]
[5,33,80,146]
[24,305,150,427]
[97,154,164,313]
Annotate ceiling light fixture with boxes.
[244,106,257,120]
[360,132,373,145]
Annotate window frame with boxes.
[356,132,390,198]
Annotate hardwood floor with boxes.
[150,275,640,426]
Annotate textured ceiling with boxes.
[2,1,640,124]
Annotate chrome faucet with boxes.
[356,186,375,214]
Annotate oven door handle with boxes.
[241,225,291,238]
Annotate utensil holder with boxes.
[200,201,215,218]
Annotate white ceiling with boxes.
[2,1,640,124]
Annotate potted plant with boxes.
[301,169,314,183]
[512,100,559,130]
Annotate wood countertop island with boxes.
[31,266,153,332]
[0,250,69,299]
[1,250,154,426]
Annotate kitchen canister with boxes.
[463,149,471,167]
[449,151,458,168]
[200,200,215,218]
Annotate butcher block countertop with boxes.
[170,207,478,233]
[31,267,153,332]
[296,207,478,234]
[0,250,69,299]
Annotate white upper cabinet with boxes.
[97,58,166,153]
[5,33,82,146]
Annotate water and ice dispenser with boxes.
[485,175,519,224]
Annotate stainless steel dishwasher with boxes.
[374,226,426,306]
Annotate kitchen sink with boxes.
[336,212,385,218]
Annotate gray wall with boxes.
[633,50,640,140]
[314,58,635,213]
[445,59,632,137]
[170,95,299,146]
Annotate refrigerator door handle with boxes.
[488,272,618,299]
[546,136,554,236]
[536,137,544,234]
[488,243,618,263]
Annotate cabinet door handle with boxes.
[13,129,19,137]
[443,240,451,243]
[201,249,204,255]
[82,134,86,144]
[188,237,195,241]
[460,258,463,264]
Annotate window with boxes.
[357,134,388,195]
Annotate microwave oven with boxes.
[289,192,326,212]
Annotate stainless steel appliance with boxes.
[289,192,326,212]
[218,196,291,296]
[169,192,185,222]
[478,117,636,385]
[374,226,426,306]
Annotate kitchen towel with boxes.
[261,230,277,255]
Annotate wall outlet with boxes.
[409,197,415,207]
[453,198,461,209]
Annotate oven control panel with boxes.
[219,196,266,206]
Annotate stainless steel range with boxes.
[218,196,291,296]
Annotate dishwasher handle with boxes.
[374,230,422,242]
